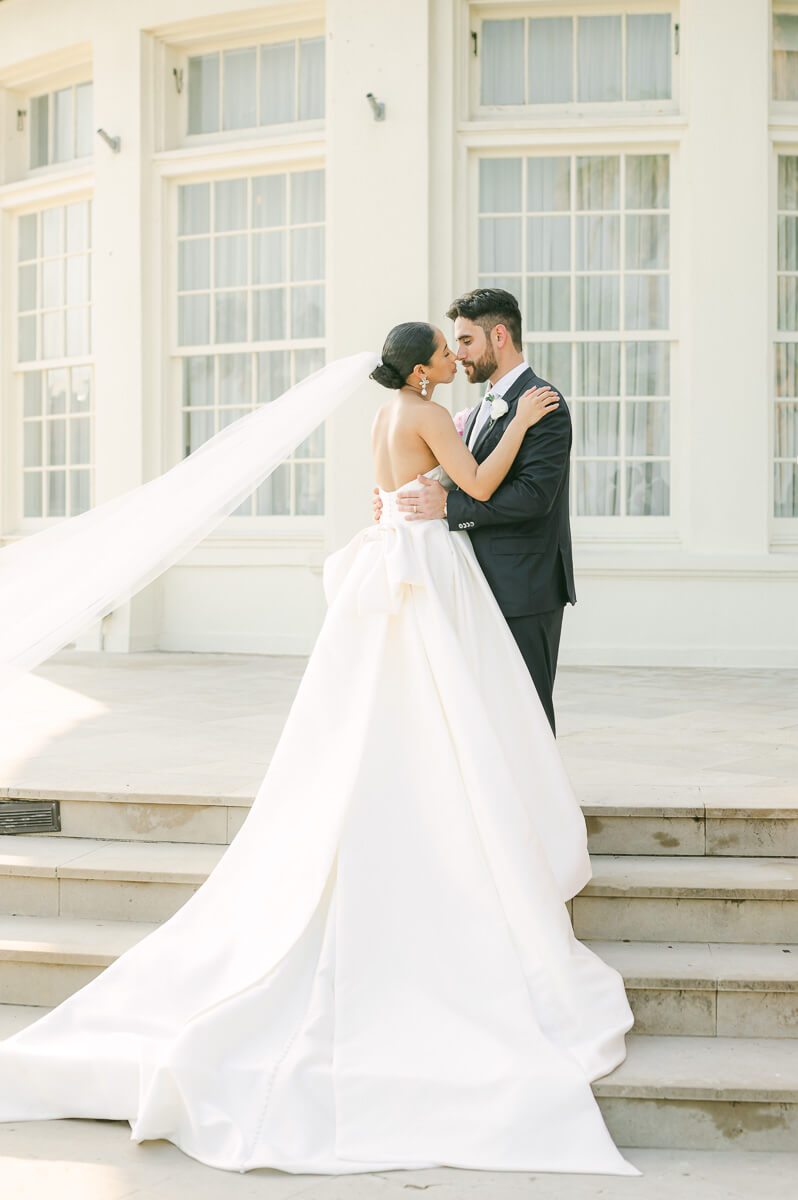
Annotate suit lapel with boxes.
[463,403,481,449]
[471,367,537,460]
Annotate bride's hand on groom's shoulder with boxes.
[517,386,560,430]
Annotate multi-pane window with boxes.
[21,367,93,518]
[16,199,94,519]
[478,153,671,516]
[180,349,325,516]
[176,169,326,516]
[774,12,798,100]
[188,38,325,135]
[479,11,672,107]
[30,82,93,168]
[775,156,798,518]
[17,200,93,363]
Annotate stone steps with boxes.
[0,914,158,1005]
[1,907,796,1045]
[1,996,795,1153]
[595,1034,798,1152]
[0,834,223,922]
[575,854,798,943]
[4,835,798,933]
[3,788,797,856]
[588,940,798,1038]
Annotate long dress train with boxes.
[0,466,636,1176]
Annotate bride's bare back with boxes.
[371,393,439,493]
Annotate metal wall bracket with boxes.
[97,127,121,153]
[366,92,385,121]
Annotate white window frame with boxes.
[771,141,798,544]
[160,149,328,538]
[28,78,94,172]
[0,173,95,538]
[772,2,798,114]
[467,140,682,545]
[157,17,326,153]
[468,1,680,123]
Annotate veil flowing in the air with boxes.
[0,352,378,692]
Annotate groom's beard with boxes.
[462,349,498,385]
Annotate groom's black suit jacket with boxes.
[446,366,576,620]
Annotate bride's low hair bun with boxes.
[371,321,438,391]
[370,360,406,390]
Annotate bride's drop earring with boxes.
[421,376,429,397]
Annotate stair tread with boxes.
[2,916,796,991]
[579,785,798,819]
[584,854,798,898]
[0,914,157,964]
[0,834,225,882]
[595,1035,798,1101]
[5,786,798,820]
[588,940,798,989]
[1,1003,795,1105]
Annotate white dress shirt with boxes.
[467,361,530,450]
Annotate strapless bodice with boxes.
[377,465,454,526]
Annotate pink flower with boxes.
[453,408,473,439]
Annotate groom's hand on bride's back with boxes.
[372,488,383,523]
[396,476,447,521]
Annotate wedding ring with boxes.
[413,504,418,513]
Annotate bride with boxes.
[0,322,636,1177]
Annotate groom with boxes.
[376,288,575,734]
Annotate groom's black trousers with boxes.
[505,607,564,737]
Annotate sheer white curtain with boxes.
[528,18,572,104]
[299,38,325,120]
[188,54,220,135]
[578,16,622,103]
[774,14,798,101]
[626,14,672,101]
[481,19,524,105]
[261,42,295,125]
[223,47,257,131]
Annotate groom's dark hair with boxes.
[446,288,523,352]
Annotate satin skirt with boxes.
[0,512,636,1176]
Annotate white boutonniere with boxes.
[488,395,509,425]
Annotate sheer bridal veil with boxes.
[0,352,378,691]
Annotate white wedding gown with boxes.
[0,466,636,1177]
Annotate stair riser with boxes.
[60,800,247,844]
[585,816,798,858]
[597,1096,798,1152]
[628,987,798,1038]
[0,876,200,923]
[9,801,798,858]
[3,951,795,1043]
[0,961,103,1007]
[0,800,250,845]
[574,896,798,944]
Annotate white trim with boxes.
[0,45,92,92]
[150,3,325,49]
[153,136,325,178]
[0,169,94,211]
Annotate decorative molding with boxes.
[0,167,93,210]
[153,132,324,177]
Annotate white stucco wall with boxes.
[0,0,796,666]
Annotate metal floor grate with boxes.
[0,800,61,835]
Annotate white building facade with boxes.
[0,0,796,666]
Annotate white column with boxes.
[90,21,160,649]
[325,0,431,551]
[681,0,771,555]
